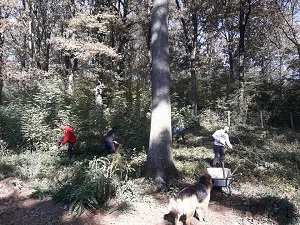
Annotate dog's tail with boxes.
[168,197,183,215]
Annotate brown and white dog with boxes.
[168,173,213,225]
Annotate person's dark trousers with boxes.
[56,137,75,160]
[213,144,225,166]
[104,140,115,156]
[67,142,75,160]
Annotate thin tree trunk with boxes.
[191,54,197,115]
[260,110,264,128]
[95,80,104,108]
[0,32,3,105]
[190,0,198,115]
[175,0,198,116]
[238,0,251,121]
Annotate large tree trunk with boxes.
[146,0,176,183]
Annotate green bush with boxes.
[52,157,113,215]
[0,104,24,150]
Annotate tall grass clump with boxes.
[52,151,135,216]
[52,157,113,216]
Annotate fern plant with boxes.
[53,156,115,216]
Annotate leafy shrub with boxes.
[127,149,147,178]
[53,157,113,216]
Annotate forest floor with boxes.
[0,176,281,225]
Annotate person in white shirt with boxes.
[212,126,233,167]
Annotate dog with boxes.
[168,173,213,225]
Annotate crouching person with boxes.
[56,125,77,160]
[103,127,119,156]
[173,125,185,143]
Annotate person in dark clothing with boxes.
[173,125,185,142]
[103,127,118,156]
[56,125,77,160]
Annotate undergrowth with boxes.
[0,149,138,217]
[0,125,300,224]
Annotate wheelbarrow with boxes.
[207,167,233,195]
[207,162,241,196]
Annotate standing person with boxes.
[212,126,233,167]
[103,127,119,156]
[56,125,77,160]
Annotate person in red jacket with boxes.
[55,125,77,160]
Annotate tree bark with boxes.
[0,32,3,105]
[238,0,251,121]
[146,0,176,183]
[190,0,198,115]
[0,3,5,105]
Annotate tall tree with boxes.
[51,6,119,102]
[215,0,240,82]
[0,0,18,104]
[146,0,175,182]
[0,3,5,105]
[174,0,209,115]
[237,0,251,120]
[273,0,300,75]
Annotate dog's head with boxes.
[198,173,214,188]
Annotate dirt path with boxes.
[0,177,278,225]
